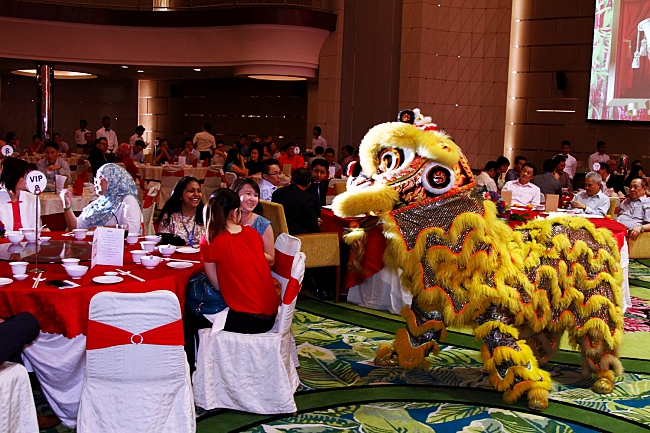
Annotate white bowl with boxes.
[72,229,87,240]
[104,271,118,276]
[126,233,140,245]
[24,231,38,242]
[158,244,176,256]
[66,265,88,280]
[145,235,162,244]
[39,236,51,243]
[62,258,80,268]
[19,228,35,235]
[140,255,161,269]
[130,250,147,264]
[9,261,28,275]
[6,231,24,244]
[139,241,157,253]
[13,274,28,281]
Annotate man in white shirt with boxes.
[193,123,216,163]
[618,178,650,240]
[36,142,71,186]
[312,126,327,150]
[570,172,610,216]
[212,140,227,166]
[129,125,146,147]
[179,140,201,164]
[96,116,118,154]
[501,163,540,206]
[52,133,69,153]
[74,119,89,147]
[259,159,282,201]
[130,140,145,163]
[587,141,609,172]
[558,140,577,180]
[475,161,498,192]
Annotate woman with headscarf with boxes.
[60,163,142,233]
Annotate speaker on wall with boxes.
[556,71,566,91]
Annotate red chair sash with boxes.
[272,249,294,280]
[86,319,184,350]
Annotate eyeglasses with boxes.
[267,171,281,176]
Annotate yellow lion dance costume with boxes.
[332,110,624,411]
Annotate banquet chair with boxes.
[158,167,185,209]
[193,233,305,414]
[260,200,342,301]
[203,167,224,202]
[0,362,39,433]
[223,172,237,188]
[77,291,195,433]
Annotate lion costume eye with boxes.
[421,162,455,195]
[378,148,403,173]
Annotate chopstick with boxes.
[162,257,200,264]
[32,272,43,288]
[115,269,146,282]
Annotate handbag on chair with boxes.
[186,273,227,315]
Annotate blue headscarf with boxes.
[80,163,138,228]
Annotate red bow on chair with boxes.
[86,319,184,350]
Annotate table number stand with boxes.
[25,170,47,273]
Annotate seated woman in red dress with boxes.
[200,188,280,334]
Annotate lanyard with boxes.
[180,210,196,247]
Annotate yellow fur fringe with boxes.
[393,328,439,370]
[401,306,448,340]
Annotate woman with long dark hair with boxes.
[624,165,645,189]
[157,176,205,247]
[200,188,279,333]
[245,147,263,175]
[224,148,248,177]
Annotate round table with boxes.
[39,190,97,217]
[138,164,210,181]
[0,231,201,427]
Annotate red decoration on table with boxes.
[73,170,88,196]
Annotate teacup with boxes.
[9,261,28,275]
[72,229,87,240]
[126,233,140,245]
[62,258,80,268]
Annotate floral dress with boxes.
[158,212,206,247]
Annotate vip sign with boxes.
[26,171,47,195]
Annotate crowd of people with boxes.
[474,139,650,239]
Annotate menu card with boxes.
[91,227,125,268]
[501,190,512,207]
[545,194,559,212]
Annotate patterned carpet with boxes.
[35,270,650,432]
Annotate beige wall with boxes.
[308,0,345,153]
[506,0,650,172]
[0,74,137,151]
[399,0,512,169]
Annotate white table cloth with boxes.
[138,164,209,181]
[39,190,97,216]
[25,155,80,167]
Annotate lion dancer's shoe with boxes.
[374,302,446,369]
[574,329,623,395]
[476,307,551,411]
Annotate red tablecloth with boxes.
[0,232,201,338]
[323,208,629,291]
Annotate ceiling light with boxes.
[11,69,97,79]
[248,75,307,81]
[536,109,575,113]
[137,70,144,73]
[121,66,128,69]
[194,68,201,72]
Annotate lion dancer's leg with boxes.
[374,299,446,369]
[573,327,623,394]
[476,306,552,411]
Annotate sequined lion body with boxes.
[332,114,624,411]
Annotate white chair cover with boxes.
[193,233,305,414]
[77,291,195,433]
[224,172,237,188]
[158,167,184,209]
[202,168,224,202]
[0,362,39,433]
